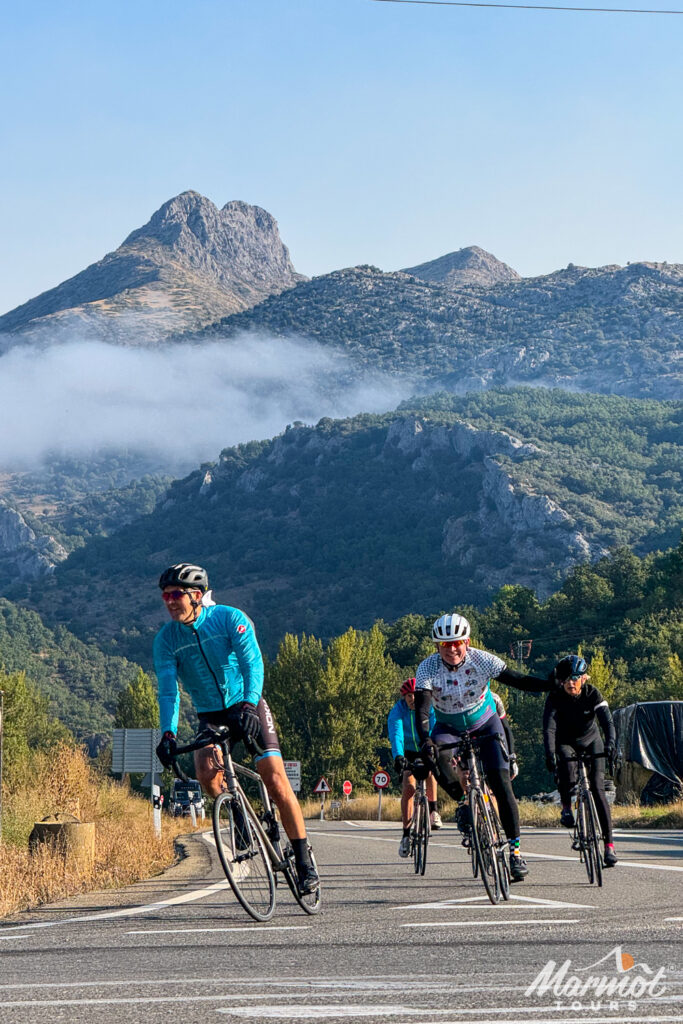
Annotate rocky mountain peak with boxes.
[402,246,520,289]
[0,192,305,341]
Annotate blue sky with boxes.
[1,0,681,312]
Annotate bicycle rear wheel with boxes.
[585,792,603,887]
[577,794,595,884]
[414,794,429,876]
[281,843,322,914]
[213,792,276,921]
[470,790,502,905]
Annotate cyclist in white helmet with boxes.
[415,612,553,881]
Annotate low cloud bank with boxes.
[0,333,412,472]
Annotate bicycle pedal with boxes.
[571,840,581,852]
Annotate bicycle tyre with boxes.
[489,801,511,901]
[470,789,501,905]
[213,792,276,921]
[281,842,322,914]
[585,791,603,888]
[412,799,423,874]
[416,793,430,876]
[577,794,594,884]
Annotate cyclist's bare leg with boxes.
[401,772,416,829]
[257,755,306,840]
[194,744,226,798]
[426,773,438,803]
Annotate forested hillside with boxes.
[20,388,682,669]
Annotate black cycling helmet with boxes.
[557,654,588,680]
[158,563,209,592]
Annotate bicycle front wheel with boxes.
[489,802,510,901]
[414,794,429,876]
[577,795,595,884]
[470,790,502,905]
[585,792,603,887]
[213,792,276,921]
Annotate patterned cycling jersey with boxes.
[415,647,507,732]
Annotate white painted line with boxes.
[523,851,683,873]
[401,918,582,927]
[0,934,29,941]
[665,917,683,921]
[0,879,231,932]
[126,926,312,935]
[217,1007,440,1019]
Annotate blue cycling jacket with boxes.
[387,697,436,757]
[153,604,264,735]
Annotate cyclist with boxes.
[543,654,618,867]
[388,678,440,858]
[415,613,552,882]
[493,691,518,781]
[153,563,319,893]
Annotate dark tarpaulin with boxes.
[613,701,683,801]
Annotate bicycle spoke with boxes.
[470,790,501,904]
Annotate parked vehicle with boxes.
[169,778,205,819]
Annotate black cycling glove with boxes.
[156,731,177,768]
[545,752,558,775]
[420,738,438,764]
[230,701,261,741]
[394,755,408,775]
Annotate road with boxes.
[0,821,681,1023]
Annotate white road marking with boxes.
[665,917,683,921]
[0,934,28,941]
[401,918,582,927]
[217,1008,446,1019]
[0,878,231,932]
[215,1009,683,1022]
[126,925,312,935]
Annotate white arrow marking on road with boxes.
[394,894,594,910]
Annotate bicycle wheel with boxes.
[577,794,595,884]
[585,792,603,888]
[213,792,276,921]
[279,842,321,914]
[415,794,429,876]
[489,802,510,901]
[412,799,423,874]
[470,790,502,905]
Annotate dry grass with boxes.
[0,744,198,919]
[302,793,683,829]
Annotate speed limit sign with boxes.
[372,769,390,789]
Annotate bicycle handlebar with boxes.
[168,726,261,781]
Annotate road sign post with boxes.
[372,769,390,821]
[284,760,301,793]
[342,780,352,803]
[313,776,331,819]
[112,728,163,836]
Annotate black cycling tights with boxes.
[557,735,613,844]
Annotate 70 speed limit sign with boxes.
[372,769,390,789]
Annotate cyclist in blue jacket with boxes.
[388,678,440,858]
[153,563,318,893]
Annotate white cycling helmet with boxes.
[432,613,470,642]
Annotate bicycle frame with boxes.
[564,751,604,887]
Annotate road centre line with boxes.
[0,878,231,932]
[216,1009,683,1022]
[0,975,518,993]
[127,926,312,934]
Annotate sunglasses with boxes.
[161,589,192,602]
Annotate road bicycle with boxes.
[171,727,321,921]
[407,758,430,875]
[563,751,604,887]
[441,733,511,905]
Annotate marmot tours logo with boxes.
[525,945,667,1011]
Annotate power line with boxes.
[372,0,683,14]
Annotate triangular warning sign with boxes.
[313,777,331,794]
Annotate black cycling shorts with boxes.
[198,698,281,759]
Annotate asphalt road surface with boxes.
[1,820,682,1024]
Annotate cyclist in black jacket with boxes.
[543,654,618,867]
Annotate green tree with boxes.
[114,669,160,728]
[0,668,72,787]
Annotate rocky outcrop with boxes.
[0,500,68,580]
[0,192,305,342]
[402,245,520,288]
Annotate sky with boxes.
[1,0,682,316]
